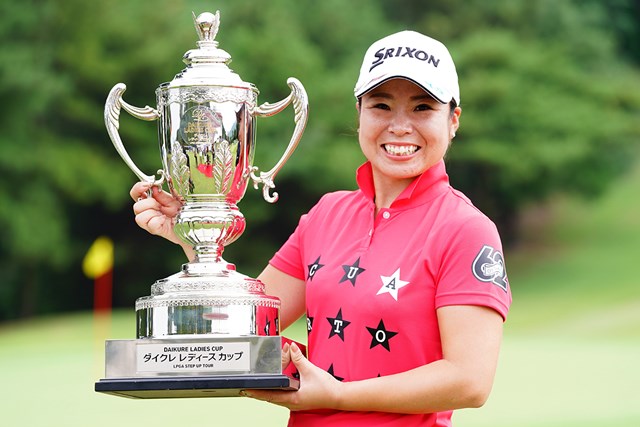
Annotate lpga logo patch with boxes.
[472,245,508,292]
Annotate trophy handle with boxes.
[251,77,309,203]
[104,83,165,187]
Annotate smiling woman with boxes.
[356,79,460,209]
[130,29,512,427]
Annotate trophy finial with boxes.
[193,10,220,42]
[181,9,234,73]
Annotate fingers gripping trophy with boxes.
[95,10,308,398]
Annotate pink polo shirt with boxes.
[270,160,511,426]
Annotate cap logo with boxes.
[369,46,441,71]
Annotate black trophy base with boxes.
[95,374,299,399]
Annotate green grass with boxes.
[2,162,640,426]
[0,312,301,427]
[455,161,640,426]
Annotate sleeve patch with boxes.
[472,245,509,292]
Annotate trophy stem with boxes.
[194,243,225,264]
[178,244,237,276]
[173,197,247,271]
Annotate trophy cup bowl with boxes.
[95,10,308,398]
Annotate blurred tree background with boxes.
[0,0,639,321]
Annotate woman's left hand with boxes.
[241,342,342,411]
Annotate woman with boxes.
[131,30,511,426]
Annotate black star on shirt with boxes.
[366,319,398,352]
[307,256,325,281]
[326,308,351,341]
[340,257,366,287]
[327,364,344,382]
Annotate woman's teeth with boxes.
[384,144,418,156]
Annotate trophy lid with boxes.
[166,11,256,92]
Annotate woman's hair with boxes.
[448,100,457,118]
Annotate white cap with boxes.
[354,30,460,105]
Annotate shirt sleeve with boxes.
[434,215,512,320]
[268,192,333,281]
[268,212,309,281]
[269,192,344,281]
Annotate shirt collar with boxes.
[356,160,450,209]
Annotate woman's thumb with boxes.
[289,342,308,368]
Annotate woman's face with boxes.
[357,78,460,186]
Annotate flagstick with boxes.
[83,236,114,379]
[93,270,113,379]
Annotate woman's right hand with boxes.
[130,181,184,246]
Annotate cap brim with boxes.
[354,75,450,104]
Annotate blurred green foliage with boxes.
[0,0,639,320]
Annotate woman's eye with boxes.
[415,104,433,111]
[372,103,390,110]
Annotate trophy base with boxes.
[95,374,299,399]
[96,336,303,399]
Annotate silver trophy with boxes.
[95,10,308,398]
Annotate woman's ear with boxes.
[450,106,461,139]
